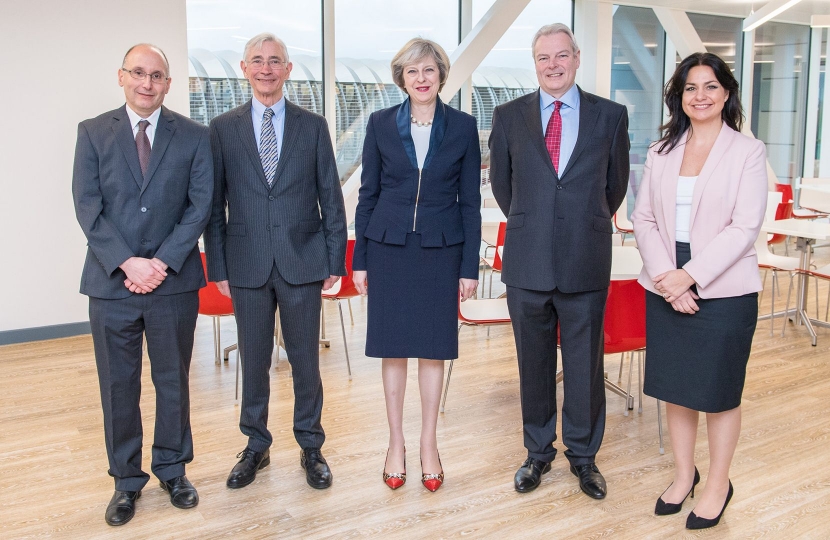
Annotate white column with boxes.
[820,32,830,177]
[803,27,822,178]
[741,28,756,134]
[652,7,706,59]
[322,0,336,147]
[574,0,613,97]
[460,0,474,114]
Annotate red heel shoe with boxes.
[383,448,406,490]
[421,454,444,492]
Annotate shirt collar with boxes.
[125,105,161,129]
[540,84,580,111]
[251,95,286,119]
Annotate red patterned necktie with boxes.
[136,120,151,177]
[545,101,563,173]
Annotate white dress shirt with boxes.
[675,175,698,243]
[125,105,161,147]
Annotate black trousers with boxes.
[506,286,607,466]
[89,291,198,492]
[231,264,325,452]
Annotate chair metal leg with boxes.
[320,302,327,339]
[617,352,625,383]
[223,343,237,361]
[783,273,795,337]
[770,269,777,335]
[624,352,634,416]
[656,399,665,454]
[759,269,767,306]
[441,325,464,413]
[347,298,354,325]
[213,316,221,365]
[338,301,352,380]
[637,351,644,414]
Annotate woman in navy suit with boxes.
[352,38,481,492]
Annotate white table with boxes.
[611,246,643,279]
[480,207,506,225]
[762,218,830,345]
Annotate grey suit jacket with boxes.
[489,87,630,293]
[72,105,214,299]
[203,99,347,288]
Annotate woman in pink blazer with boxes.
[631,52,767,531]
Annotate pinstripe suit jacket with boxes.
[204,99,347,288]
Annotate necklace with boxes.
[411,115,433,127]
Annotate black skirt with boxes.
[643,242,758,413]
[364,233,462,360]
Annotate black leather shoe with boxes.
[570,463,607,499]
[514,457,551,493]
[301,448,332,489]
[104,490,141,526]
[686,481,733,530]
[227,448,270,489]
[160,475,199,509]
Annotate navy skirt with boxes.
[364,233,462,360]
[643,242,758,413]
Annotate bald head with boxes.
[123,43,170,77]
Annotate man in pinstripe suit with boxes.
[203,32,347,490]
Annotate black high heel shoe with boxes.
[686,481,733,530]
[655,467,700,516]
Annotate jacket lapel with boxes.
[560,87,599,181]
[141,106,176,194]
[660,137,686,248]
[112,106,144,189]
[396,98,418,170]
[234,100,270,189]
[423,97,447,170]
[689,123,733,228]
[270,100,301,189]
[520,90,557,178]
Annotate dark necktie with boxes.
[544,101,563,174]
[259,108,279,186]
[136,120,151,177]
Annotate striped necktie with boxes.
[259,107,279,186]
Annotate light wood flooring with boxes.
[2,255,830,539]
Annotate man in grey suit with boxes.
[489,24,629,499]
[72,44,213,525]
[203,32,347,490]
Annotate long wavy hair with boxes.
[655,52,743,155]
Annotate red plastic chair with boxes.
[776,182,828,220]
[440,295,511,412]
[321,238,357,380]
[767,201,793,250]
[480,221,506,297]
[198,252,235,365]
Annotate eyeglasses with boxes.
[247,59,288,70]
[122,68,169,84]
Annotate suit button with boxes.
[269,196,275,201]
[557,185,563,190]
[141,239,148,245]
[266,225,271,231]
[140,207,147,212]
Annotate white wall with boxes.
[0,0,189,332]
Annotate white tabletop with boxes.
[496,246,643,280]
[800,184,830,194]
[481,208,506,225]
[761,218,830,241]
[611,246,643,280]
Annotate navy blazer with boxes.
[353,98,482,279]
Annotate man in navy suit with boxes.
[73,44,213,526]
[489,24,629,499]
[204,33,347,491]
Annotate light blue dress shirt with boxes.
[251,95,286,157]
[540,84,580,174]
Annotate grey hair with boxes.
[122,43,170,76]
[390,38,451,92]
[243,32,290,63]
[531,23,579,57]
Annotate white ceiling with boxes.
[615,0,830,26]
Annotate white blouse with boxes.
[411,124,432,169]
[675,175,698,243]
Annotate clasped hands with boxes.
[121,257,168,294]
[653,268,699,315]
[352,271,478,302]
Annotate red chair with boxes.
[776,182,828,220]
[321,238,357,380]
[767,201,794,251]
[198,252,235,365]
[480,221,506,297]
[440,296,511,412]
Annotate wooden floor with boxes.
[2,256,830,539]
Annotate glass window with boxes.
[610,5,665,211]
[814,28,828,177]
[687,13,743,85]
[472,0,573,171]
[334,0,459,181]
[751,22,810,184]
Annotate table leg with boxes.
[795,237,817,346]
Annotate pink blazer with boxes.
[631,123,767,299]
